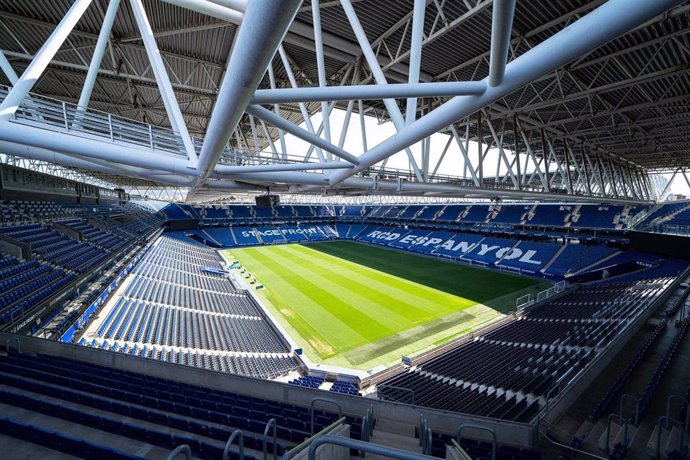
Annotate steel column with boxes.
[78,0,120,110]
[130,0,197,164]
[489,0,517,87]
[195,0,302,185]
[328,0,685,185]
[0,51,18,85]
[0,0,93,121]
[405,0,426,125]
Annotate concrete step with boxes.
[574,420,594,441]
[598,420,622,451]
[583,419,607,448]
[647,424,673,459]
[365,430,422,459]
[370,417,416,437]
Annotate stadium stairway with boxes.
[543,279,690,460]
[365,417,423,459]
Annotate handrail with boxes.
[165,444,192,460]
[456,424,497,460]
[223,429,244,460]
[665,395,687,429]
[309,397,342,435]
[377,384,415,405]
[5,337,20,354]
[604,413,629,454]
[539,430,607,460]
[654,415,683,460]
[281,416,346,459]
[449,439,472,460]
[619,394,639,425]
[361,415,371,443]
[263,418,277,460]
[422,426,432,455]
[307,435,437,460]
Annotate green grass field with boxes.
[222,241,550,370]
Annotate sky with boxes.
[270,108,686,199]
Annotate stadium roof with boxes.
[0,0,688,203]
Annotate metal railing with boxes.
[377,384,416,405]
[165,444,192,460]
[456,424,497,460]
[307,435,437,460]
[223,430,245,460]
[281,417,347,459]
[0,86,187,156]
[309,397,342,435]
[263,418,278,460]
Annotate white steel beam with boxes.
[129,0,197,164]
[489,0,516,87]
[0,0,93,121]
[311,0,331,152]
[0,51,18,84]
[78,0,120,109]
[251,81,487,104]
[340,0,424,182]
[245,104,360,165]
[195,0,302,185]
[328,0,685,185]
[215,161,353,174]
[405,0,426,125]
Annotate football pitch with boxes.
[222,241,550,371]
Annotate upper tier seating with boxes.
[571,205,623,229]
[527,205,572,226]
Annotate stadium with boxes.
[0,0,690,459]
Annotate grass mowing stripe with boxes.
[225,241,549,369]
[233,247,361,354]
[252,245,396,337]
[271,245,420,327]
[273,244,453,324]
[290,244,477,315]
[242,246,392,353]
[306,241,536,307]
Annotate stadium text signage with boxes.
[365,230,543,265]
[241,227,320,238]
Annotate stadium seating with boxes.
[491,204,531,224]
[527,205,572,227]
[379,264,685,423]
[0,350,363,458]
[82,235,298,379]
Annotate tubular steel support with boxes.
[456,424,497,460]
[78,0,120,110]
[223,430,244,460]
[489,0,517,87]
[328,0,686,185]
[251,81,487,104]
[195,0,302,185]
[308,435,437,460]
[309,397,342,436]
[0,0,93,121]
